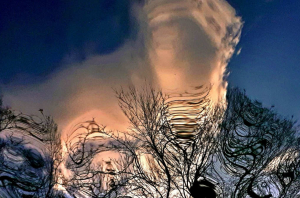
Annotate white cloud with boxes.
[145,0,242,101]
[1,0,242,136]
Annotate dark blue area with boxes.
[0,0,135,84]
[1,0,300,119]
[227,0,300,118]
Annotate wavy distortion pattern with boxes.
[166,86,212,145]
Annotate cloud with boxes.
[2,41,151,134]
[1,0,242,136]
[146,0,242,101]
[236,47,242,55]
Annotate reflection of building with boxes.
[103,160,116,191]
[86,118,101,133]
[78,119,118,194]
[166,87,211,145]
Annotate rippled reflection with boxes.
[166,86,212,145]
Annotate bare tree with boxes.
[62,119,129,198]
[218,88,300,198]
[108,85,224,198]
[1,86,300,198]
[0,97,130,198]
[0,98,62,198]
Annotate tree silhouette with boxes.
[107,85,224,198]
[219,88,300,198]
[0,86,299,198]
[61,119,130,197]
[0,98,62,198]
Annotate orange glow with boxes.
[146,0,242,104]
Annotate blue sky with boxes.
[227,0,300,119]
[1,0,300,120]
[0,0,134,84]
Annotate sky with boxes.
[0,0,299,134]
[226,0,300,120]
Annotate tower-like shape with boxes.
[166,86,211,145]
[145,0,242,101]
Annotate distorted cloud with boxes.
[1,0,242,135]
[147,0,242,101]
